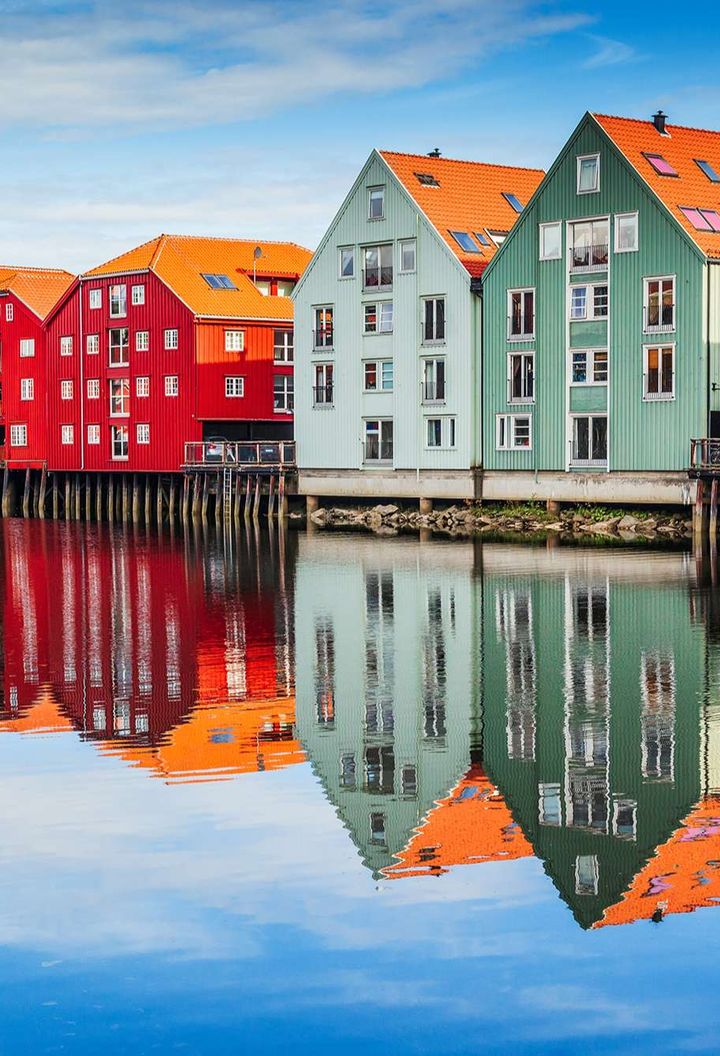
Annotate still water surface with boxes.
[2,520,720,1054]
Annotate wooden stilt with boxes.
[132,476,141,523]
[201,474,210,523]
[32,471,40,517]
[145,474,152,525]
[121,475,129,522]
[156,476,164,526]
[215,471,223,528]
[267,474,276,520]
[64,474,71,521]
[234,472,242,525]
[278,473,287,520]
[1,467,9,516]
[252,475,261,521]
[694,478,706,540]
[22,468,31,518]
[181,475,190,523]
[710,478,719,543]
[169,477,177,522]
[96,474,103,522]
[244,473,252,521]
[52,474,59,520]
[191,474,202,520]
[108,476,115,523]
[85,474,92,521]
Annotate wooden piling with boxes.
[96,474,103,522]
[267,474,276,520]
[52,474,60,520]
[32,471,40,517]
[215,471,223,528]
[64,475,71,521]
[694,478,706,541]
[201,474,210,523]
[244,474,252,521]
[181,475,190,523]
[191,474,202,520]
[234,472,242,525]
[710,478,719,543]
[252,475,261,521]
[169,477,177,522]
[132,476,141,523]
[85,474,92,521]
[278,473,287,520]
[22,468,31,518]
[38,467,47,520]
[75,476,82,520]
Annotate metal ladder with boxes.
[222,468,234,519]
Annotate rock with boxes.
[592,519,620,534]
[374,504,399,516]
[310,509,329,526]
[617,515,638,530]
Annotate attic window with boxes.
[202,273,237,289]
[502,192,524,213]
[679,206,720,232]
[695,159,720,183]
[644,153,678,177]
[487,230,509,246]
[415,172,440,187]
[474,231,491,247]
[449,231,480,253]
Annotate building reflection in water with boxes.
[4,518,720,931]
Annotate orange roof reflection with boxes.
[383,763,533,879]
[0,687,74,736]
[595,796,720,928]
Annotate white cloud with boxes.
[582,33,637,69]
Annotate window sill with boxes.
[496,446,532,453]
[363,331,393,337]
[507,334,535,343]
[643,394,675,402]
[570,381,608,388]
[363,460,393,466]
[570,264,608,275]
[362,286,393,295]
[313,404,334,410]
[507,398,534,406]
[364,389,393,395]
[570,461,607,469]
[422,398,446,406]
[570,316,608,323]
[312,347,334,355]
[643,325,675,334]
[421,339,446,348]
[274,409,294,415]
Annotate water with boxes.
[2,519,720,1054]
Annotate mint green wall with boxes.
[482,115,707,473]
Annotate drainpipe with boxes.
[79,277,85,471]
[707,264,712,438]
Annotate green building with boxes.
[482,110,720,505]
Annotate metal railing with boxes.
[313,385,334,406]
[184,441,296,468]
[690,438,720,471]
[570,244,609,271]
[313,328,334,349]
[362,267,393,290]
[644,305,675,332]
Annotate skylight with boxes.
[474,231,491,247]
[643,153,678,177]
[502,192,524,212]
[202,273,237,289]
[415,172,440,187]
[679,206,720,232]
[449,231,480,253]
[696,159,720,183]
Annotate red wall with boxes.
[0,296,50,468]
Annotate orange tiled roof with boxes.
[380,151,545,277]
[84,235,313,320]
[0,266,75,320]
[594,795,720,929]
[594,113,720,259]
[382,763,533,879]
[0,687,74,736]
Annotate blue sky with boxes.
[1,0,718,271]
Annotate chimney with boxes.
[652,110,668,134]
[428,147,441,158]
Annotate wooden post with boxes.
[75,476,82,520]
[694,478,707,541]
[252,475,261,521]
[108,476,114,524]
[181,475,190,523]
[278,473,288,520]
[64,474,71,521]
[121,475,129,522]
[145,474,152,525]
[169,477,177,522]
[244,473,252,521]
[96,474,104,522]
[201,474,210,523]
[710,478,719,543]
[32,471,40,517]
[234,472,242,525]
[156,476,164,526]
[22,468,31,518]
[85,474,92,521]
[215,471,222,528]
[52,474,60,520]
[267,474,276,520]
[132,476,141,523]
[1,468,9,516]
[191,474,201,520]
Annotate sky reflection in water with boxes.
[1,520,720,1054]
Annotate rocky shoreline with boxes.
[305,503,693,542]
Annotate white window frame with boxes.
[570,347,608,386]
[643,275,676,333]
[399,239,416,273]
[313,362,334,406]
[368,185,385,220]
[570,413,608,466]
[575,854,599,896]
[164,328,178,350]
[87,378,100,400]
[507,351,535,404]
[364,301,393,334]
[60,335,73,357]
[88,289,102,310]
[135,330,149,352]
[5,303,13,322]
[9,424,27,447]
[60,379,74,401]
[339,247,355,279]
[422,296,446,344]
[61,424,74,446]
[273,329,294,363]
[108,327,129,367]
[87,424,100,445]
[273,374,294,413]
[86,333,99,355]
[568,216,610,272]
[110,424,128,461]
[19,339,35,358]
[164,375,179,397]
[577,153,600,195]
[136,376,149,398]
[20,378,34,401]
[422,357,446,402]
[569,282,608,321]
[225,329,245,352]
[363,360,394,393]
[225,376,245,398]
[643,343,675,401]
[425,416,456,450]
[109,284,127,318]
[136,423,150,445]
[363,418,394,462]
[539,222,562,261]
[131,284,145,306]
[507,287,535,340]
[496,413,532,451]
[615,211,639,253]
[313,306,334,350]
[108,378,130,417]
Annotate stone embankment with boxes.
[305,503,693,542]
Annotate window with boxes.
[400,240,416,272]
[135,330,149,352]
[426,417,456,448]
[109,328,129,366]
[20,378,34,401]
[422,358,446,401]
[5,304,12,321]
[643,153,678,177]
[644,345,675,400]
[449,230,480,253]
[314,363,334,405]
[314,306,333,349]
[539,784,562,826]
[577,153,600,193]
[273,329,293,363]
[136,423,150,445]
[19,339,35,358]
[364,360,393,392]
[89,289,102,309]
[502,192,524,212]
[363,244,393,289]
[165,375,178,397]
[111,425,128,460]
[496,414,532,450]
[679,206,720,232]
[508,352,534,403]
[570,283,608,320]
[9,424,27,447]
[60,379,73,400]
[109,284,127,317]
[644,276,675,331]
[696,159,720,183]
[487,230,508,246]
[61,424,74,446]
[136,376,149,397]
[571,348,608,384]
[277,280,295,297]
[224,330,245,352]
[423,297,445,343]
[274,374,293,413]
[131,284,145,305]
[339,247,355,278]
[164,328,178,350]
[615,212,638,252]
[225,376,245,398]
[571,415,607,464]
[613,798,637,840]
[539,221,561,260]
[415,171,440,187]
[569,218,609,270]
[364,301,393,333]
[508,288,535,338]
[364,419,393,461]
[87,378,100,399]
[60,336,73,357]
[368,186,385,219]
[575,855,599,896]
[254,279,270,296]
[109,378,130,416]
[86,333,99,355]
[369,813,386,845]
[201,273,237,289]
[87,424,100,445]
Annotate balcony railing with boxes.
[313,385,334,406]
[570,244,609,271]
[184,441,296,468]
[644,305,675,333]
[422,382,446,402]
[363,267,393,291]
[313,328,334,350]
[690,438,720,472]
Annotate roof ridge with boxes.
[83,234,164,277]
[594,111,720,138]
[0,265,74,275]
[379,149,545,174]
[164,233,311,249]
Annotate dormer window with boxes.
[449,230,480,253]
[696,159,720,183]
[643,153,678,177]
[679,206,720,232]
[487,230,508,246]
[415,172,440,187]
[502,192,524,212]
[202,273,237,289]
[577,154,600,194]
[368,186,385,220]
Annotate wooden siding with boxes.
[0,296,49,468]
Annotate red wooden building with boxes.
[0,267,74,469]
[44,236,311,474]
